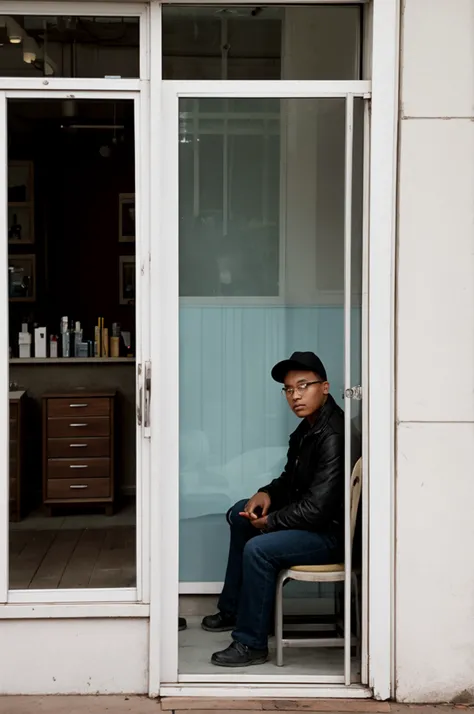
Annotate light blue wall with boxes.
[179,305,361,583]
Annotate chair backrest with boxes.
[350,458,362,543]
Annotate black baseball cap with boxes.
[271,351,328,383]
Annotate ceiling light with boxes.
[23,37,37,63]
[9,33,22,44]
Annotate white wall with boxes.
[0,618,149,694]
[396,0,474,702]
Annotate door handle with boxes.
[137,363,143,426]
[144,361,151,436]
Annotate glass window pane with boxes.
[178,97,364,590]
[179,99,280,297]
[8,99,137,590]
[163,6,361,80]
[0,16,139,78]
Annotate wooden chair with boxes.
[274,457,362,666]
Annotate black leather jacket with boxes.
[260,394,345,534]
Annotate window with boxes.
[0,16,139,78]
[179,99,280,297]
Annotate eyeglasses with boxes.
[281,380,324,397]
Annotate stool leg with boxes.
[275,572,286,667]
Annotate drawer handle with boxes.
[69,403,88,408]
[70,484,88,489]
[70,444,87,448]
[70,423,87,427]
[69,464,88,469]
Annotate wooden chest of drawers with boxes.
[43,391,116,515]
[10,390,25,522]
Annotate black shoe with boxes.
[211,641,268,668]
[178,617,187,631]
[201,612,236,633]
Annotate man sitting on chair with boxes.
[202,351,346,667]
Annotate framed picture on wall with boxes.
[119,256,135,305]
[119,193,135,242]
[8,160,35,245]
[8,254,36,302]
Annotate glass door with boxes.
[0,90,148,603]
[155,82,368,686]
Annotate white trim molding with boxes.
[1,87,146,612]
[0,603,149,619]
[367,0,400,701]
[155,80,372,691]
[0,92,7,606]
[160,685,373,699]
[8,588,138,604]
[163,80,371,98]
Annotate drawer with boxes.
[48,437,110,459]
[48,398,110,418]
[48,416,110,438]
[47,458,110,480]
[9,403,18,420]
[46,477,111,500]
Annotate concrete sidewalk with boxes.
[0,698,472,714]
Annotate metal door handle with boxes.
[70,444,87,448]
[70,423,87,427]
[69,403,88,408]
[70,484,88,489]
[144,361,151,430]
[69,464,88,469]
[137,363,143,426]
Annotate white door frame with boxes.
[150,0,399,700]
[155,82,368,692]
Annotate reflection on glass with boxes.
[179,99,280,297]
[163,6,361,80]
[178,98,364,584]
[8,99,137,589]
[0,16,139,78]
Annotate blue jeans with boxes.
[218,499,341,650]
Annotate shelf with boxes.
[10,357,135,365]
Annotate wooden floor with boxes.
[9,525,136,589]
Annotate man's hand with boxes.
[239,491,271,521]
[250,515,268,530]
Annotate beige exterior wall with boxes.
[396,0,474,703]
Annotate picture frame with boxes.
[8,254,36,302]
[119,255,135,305]
[119,193,135,242]
[8,160,35,245]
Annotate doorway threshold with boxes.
[160,684,372,699]
[178,617,361,685]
